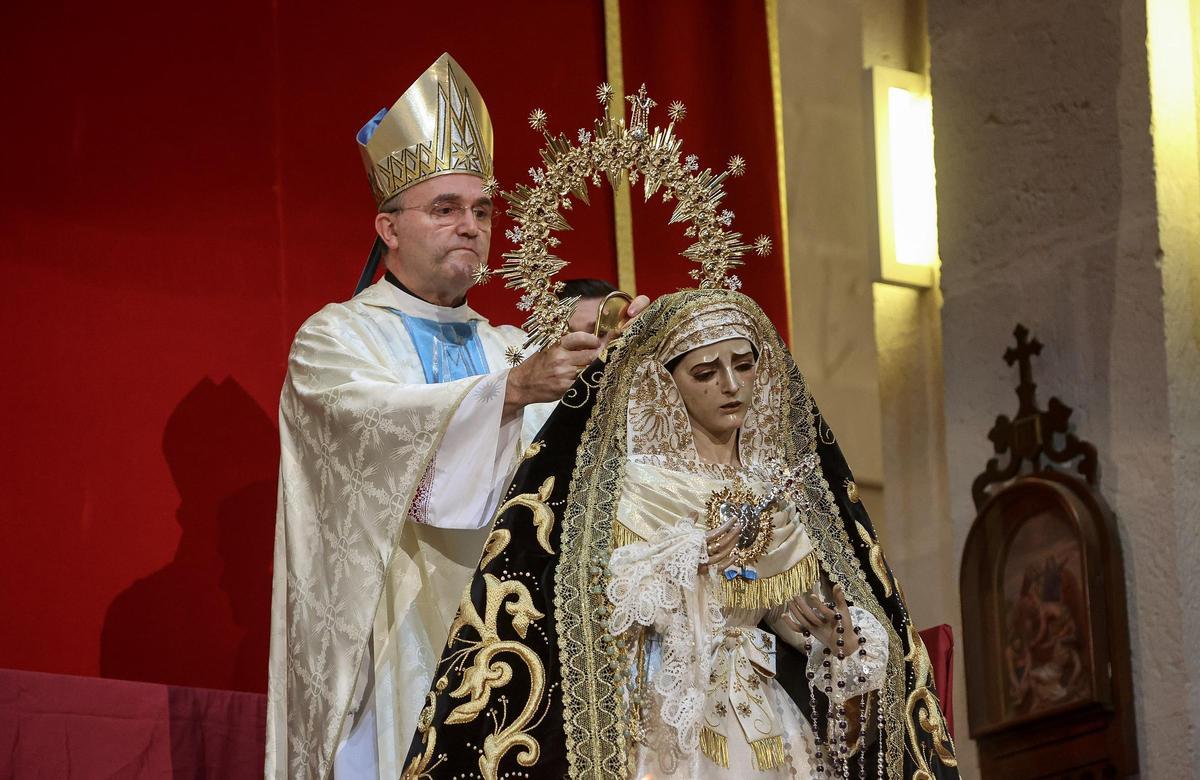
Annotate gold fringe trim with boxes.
[750,735,786,771]
[700,726,729,768]
[611,520,645,549]
[720,549,820,610]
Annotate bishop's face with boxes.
[669,338,757,445]
[380,173,493,306]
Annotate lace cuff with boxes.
[606,520,707,636]
[805,606,888,704]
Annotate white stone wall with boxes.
[778,0,887,505]
[930,0,1200,774]
[778,0,972,770]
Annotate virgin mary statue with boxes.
[400,289,959,779]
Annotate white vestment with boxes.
[265,279,550,779]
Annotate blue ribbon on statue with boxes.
[723,566,760,582]
[390,310,491,383]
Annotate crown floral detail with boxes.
[481,82,773,365]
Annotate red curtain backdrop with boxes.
[620,0,788,333]
[0,1,783,694]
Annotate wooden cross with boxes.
[1004,324,1043,415]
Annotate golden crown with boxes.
[357,53,494,209]
[476,83,772,365]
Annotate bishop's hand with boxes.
[612,295,652,337]
[503,332,601,420]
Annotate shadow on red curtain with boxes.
[0,0,785,694]
[0,1,612,694]
[100,378,276,691]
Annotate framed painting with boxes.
[962,324,1137,777]
[961,475,1110,735]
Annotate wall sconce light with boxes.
[865,66,939,288]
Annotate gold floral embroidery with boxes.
[493,476,556,555]
[856,520,894,598]
[479,529,510,569]
[441,574,548,780]
[905,623,957,770]
[403,678,451,779]
[520,440,545,462]
[627,362,692,459]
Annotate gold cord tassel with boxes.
[721,550,820,610]
[700,726,729,767]
[750,735,786,771]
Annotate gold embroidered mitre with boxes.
[356,52,494,209]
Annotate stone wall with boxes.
[778,0,886,513]
[930,0,1200,774]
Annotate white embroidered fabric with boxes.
[421,371,525,530]
[607,520,724,757]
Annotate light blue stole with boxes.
[391,309,490,384]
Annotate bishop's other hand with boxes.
[504,331,601,419]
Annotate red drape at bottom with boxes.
[0,668,265,779]
[919,623,956,739]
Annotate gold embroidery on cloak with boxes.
[520,440,545,462]
[494,476,556,554]
[404,677,450,780]
[407,477,558,779]
[905,623,958,772]
[855,520,894,598]
[479,529,510,569]
[442,573,547,780]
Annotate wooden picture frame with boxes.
[962,474,1114,734]
[961,326,1137,778]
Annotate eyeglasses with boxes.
[391,199,494,230]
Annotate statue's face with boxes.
[669,337,757,442]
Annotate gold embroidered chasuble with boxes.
[265,279,548,779]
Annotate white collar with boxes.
[352,278,489,324]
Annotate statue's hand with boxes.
[701,512,740,574]
[780,583,854,651]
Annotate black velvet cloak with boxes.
[401,290,959,779]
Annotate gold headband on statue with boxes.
[356,52,495,209]
[478,83,774,365]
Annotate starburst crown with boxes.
[478,82,773,364]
